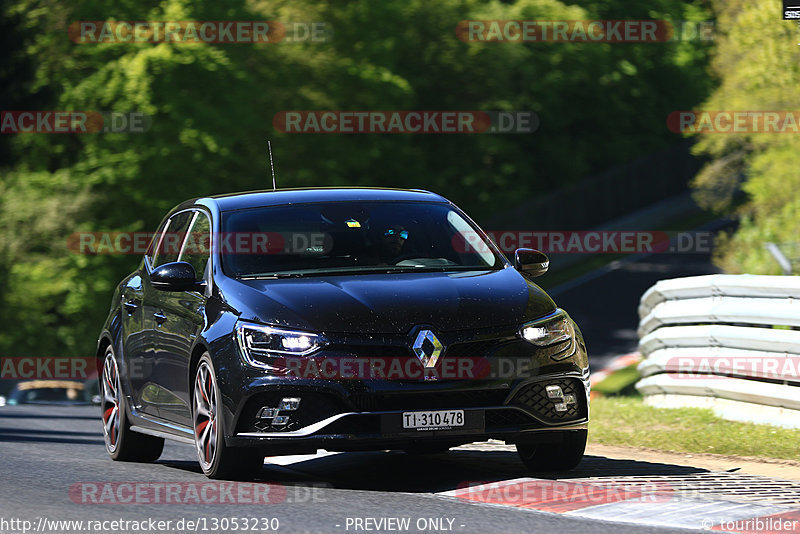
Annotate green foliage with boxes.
[0,0,713,356]
[690,0,800,273]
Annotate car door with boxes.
[120,272,148,396]
[140,210,195,418]
[151,210,211,426]
[119,218,169,416]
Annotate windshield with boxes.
[220,201,502,278]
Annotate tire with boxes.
[515,430,587,472]
[193,353,264,480]
[101,346,164,462]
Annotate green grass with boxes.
[592,364,641,396]
[589,396,800,461]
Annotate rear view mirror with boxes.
[151,262,204,292]
[513,248,549,278]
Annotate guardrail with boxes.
[635,274,800,429]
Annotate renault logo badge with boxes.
[413,329,443,370]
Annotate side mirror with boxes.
[151,261,204,292]
[514,248,549,278]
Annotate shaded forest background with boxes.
[2,0,793,358]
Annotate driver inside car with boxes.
[373,224,408,264]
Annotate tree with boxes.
[690,0,800,273]
[0,0,713,357]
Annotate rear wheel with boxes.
[515,430,587,472]
[101,347,164,462]
[193,353,263,480]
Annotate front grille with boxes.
[349,388,508,412]
[443,339,499,359]
[237,391,349,433]
[510,378,587,423]
[330,344,412,359]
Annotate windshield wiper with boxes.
[238,266,495,279]
[238,273,309,280]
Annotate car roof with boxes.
[191,187,449,212]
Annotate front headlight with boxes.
[519,309,574,352]
[236,322,325,369]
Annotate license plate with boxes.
[402,410,464,430]
[381,409,484,436]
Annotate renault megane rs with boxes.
[97,188,589,479]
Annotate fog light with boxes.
[546,385,564,399]
[258,407,279,419]
[563,394,576,405]
[279,397,301,411]
[272,415,290,426]
[554,402,568,412]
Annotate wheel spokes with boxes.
[194,361,218,468]
[103,359,117,398]
[207,419,217,462]
[102,353,121,450]
[194,402,209,418]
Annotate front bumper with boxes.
[214,315,590,453]
[223,372,590,452]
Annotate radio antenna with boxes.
[267,140,277,190]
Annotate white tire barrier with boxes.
[635,274,800,428]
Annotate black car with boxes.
[2,380,92,406]
[98,188,589,479]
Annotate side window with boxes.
[179,212,211,281]
[145,219,169,264]
[152,211,194,268]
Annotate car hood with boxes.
[222,267,556,334]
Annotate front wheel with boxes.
[101,347,164,462]
[193,353,263,479]
[515,430,587,472]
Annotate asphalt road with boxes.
[0,405,692,534]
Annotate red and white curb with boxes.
[438,478,800,532]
